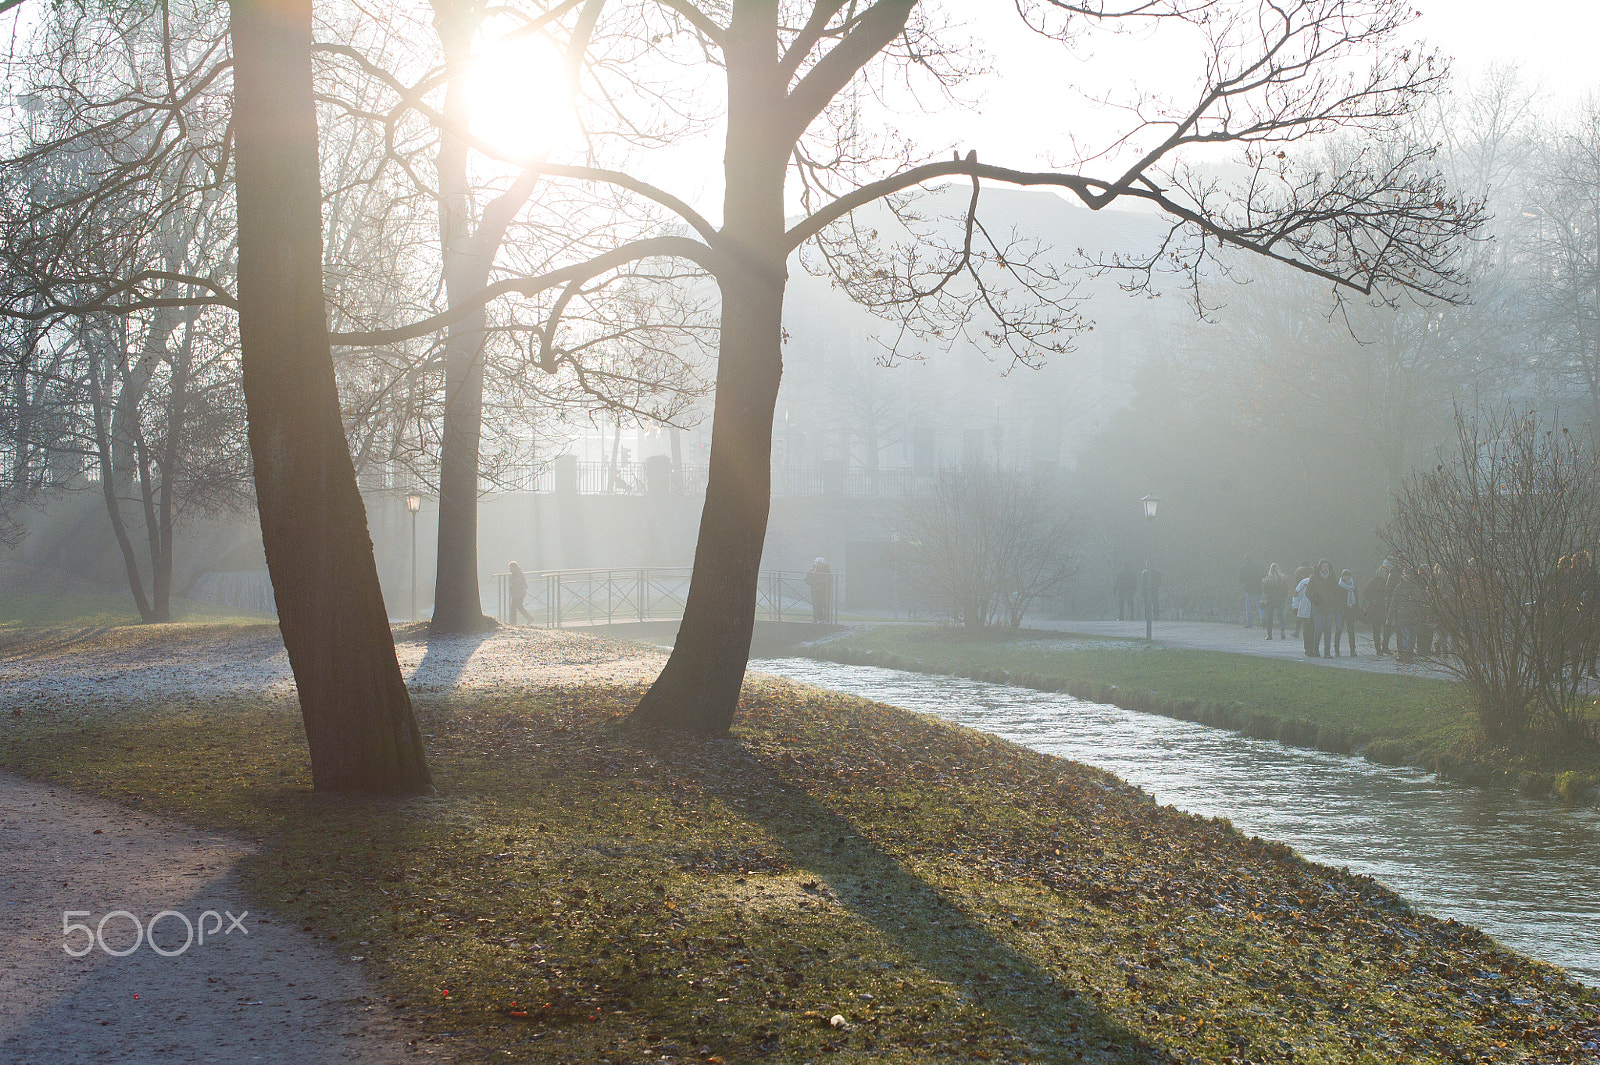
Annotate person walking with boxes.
[805,558,834,623]
[1238,556,1262,628]
[1364,563,1393,655]
[507,561,534,625]
[1306,559,1341,658]
[1336,568,1359,656]
[1260,563,1289,639]
[1113,562,1137,621]
[1390,565,1429,663]
[1295,569,1316,657]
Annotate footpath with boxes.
[0,772,464,1064]
[1039,617,1451,678]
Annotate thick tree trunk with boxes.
[628,272,785,732]
[229,0,431,793]
[430,294,496,633]
[630,2,787,734]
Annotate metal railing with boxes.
[494,566,840,627]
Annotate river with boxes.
[751,657,1600,986]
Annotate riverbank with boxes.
[805,624,1600,802]
[2,625,1598,1062]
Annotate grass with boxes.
[3,651,1598,1063]
[808,625,1600,785]
[0,588,270,630]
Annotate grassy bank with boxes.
[804,625,1600,799]
[3,646,1598,1062]
[0,589,269,630]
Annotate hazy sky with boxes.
[1419,0,1600,103]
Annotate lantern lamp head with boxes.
[1140,493,1160,521]
[405,494,422,514]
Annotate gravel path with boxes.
[0,624,666,1064]
[1037,618,1451,678]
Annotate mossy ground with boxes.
[810,625,1600,783]
[2,638,1597,1063]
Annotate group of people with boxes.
[1240,557,1443,662]
[1112,561,1163,622]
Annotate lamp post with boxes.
[405,493,422,622]
[1140,493,1160,639]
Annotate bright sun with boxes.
[465,35,573,160]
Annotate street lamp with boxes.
[1140,494,1160,638]
[405,493,422,623]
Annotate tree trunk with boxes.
[229,0,431,793]
[430,291,496,633]
[87,333,156,624]
[630,3,787,734]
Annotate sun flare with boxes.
[465,35,573,160]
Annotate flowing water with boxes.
[752,657,1600,985]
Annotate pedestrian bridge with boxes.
[493,566,839,628]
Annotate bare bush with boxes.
[1380,408,1600,743]
[902,466,1082,629]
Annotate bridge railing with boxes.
[494,567,840,627]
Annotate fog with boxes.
[0,11,1590,635]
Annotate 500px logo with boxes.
[62,910,249,958]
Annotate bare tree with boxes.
[1380,407,1600,744]
[111,0,1480,736]
[903,464,1081,629]
[1520,99,1600,428]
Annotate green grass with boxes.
[0,589,270,630]
[2,660,1597,1063]
[809,625,1600,783]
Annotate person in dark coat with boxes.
[507,561,534,624]
[1389,565,1428,662]
[1306,558,1340,658]
[1113,562,1137,621]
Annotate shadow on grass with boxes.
[407,629,497,697]
[614,727,1168,1062]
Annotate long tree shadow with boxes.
[406,628,497,697]
[616,728,1173,1063]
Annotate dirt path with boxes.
[0,626,670,1065]
[0,772,478,1064]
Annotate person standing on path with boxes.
[1307,559,1340,658]
[806,558,834,623]
[1295,570,1316,657]
[507,561,534,625]
[1336,568,1360,656]
[1239,556,1263,628]
[1291,562,1312,639]
[1261,563,1289,639]
[1114,562,1137,621]
[1364,563,1393,655]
